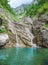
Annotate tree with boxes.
[25,0,48,17]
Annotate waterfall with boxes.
[15,24,37,47]
[25,28,37,47]
[16,30,20,47]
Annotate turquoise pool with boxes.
[0,48,48,65]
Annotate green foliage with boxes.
[0,0,15,15]
[10,14,19,21]
[0,28,6,33]
[0,0,19,22]
[25,0,48,17]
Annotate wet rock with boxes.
[7,21,34,47]
[0,34,9,47]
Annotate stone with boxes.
[32,19,42,35]
[32,14,48,47]
[38,14,48,22]
[33,26,48,47]
[23,17,33,24]
[0,34,9,46]
[0,26,5,29]
[40,30,48,47]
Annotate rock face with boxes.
[32,14,48,48]
[38,14,48,22]
[24,17,33,24]
[0,18,2,26]
[8,21,35,47]
[0,8,35,48]
[40,29,48,47]
[0,34,9,47]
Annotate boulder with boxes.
[0,26,5,29]
[0,34,9,47]
[23,17,33,24]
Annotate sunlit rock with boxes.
[0,34,9,46]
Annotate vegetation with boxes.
[25,0,48,17]
[44,23,48,28]
[0,0,19,21]
[0,28,6,33]
[0,0,14,14]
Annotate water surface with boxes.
[0,47,48,65]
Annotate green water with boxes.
[0,48,48,65]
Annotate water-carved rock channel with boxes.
[8,22,36,47]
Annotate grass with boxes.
[10,14,19,21]
[0,4,20,22]
[35,2,48,17]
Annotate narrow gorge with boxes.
[0,0,48,65]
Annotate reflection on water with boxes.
[0,48,48,65]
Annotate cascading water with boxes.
[16,30,20,47]
[15,23,37,47]
[25,28,37,47]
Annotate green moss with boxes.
[0,28,6,33]
[44,23,48,28]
